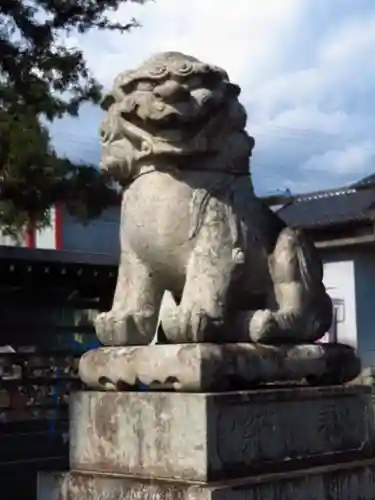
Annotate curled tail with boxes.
[267,226,333,342]
[294,228,333,338]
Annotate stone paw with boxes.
[178,307,224,343]
[94,311,120,345]
[249,309,281,343]
[94,310,146,346]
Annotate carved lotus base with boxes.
[79,342,360,392]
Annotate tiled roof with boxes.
[276,185,375,228]
[351,173,375,189]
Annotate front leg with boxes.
[162,203,241,343]
[95,248,163,346]
[178,254,234,342]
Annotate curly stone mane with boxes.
[99,51,255,183]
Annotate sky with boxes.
[49,0,375,195]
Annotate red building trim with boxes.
[55,204,63,250]
[25,223,36,248]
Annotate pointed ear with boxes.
[227,82,241,97]
[248,135,255,154]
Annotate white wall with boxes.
[0,207,57,249]
[35,207,57,249]
[322,259,357,348]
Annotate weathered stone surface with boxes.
[79,342,361,391]
[94,51,333,349]
[70,386,374,482]
[38,459,375,499]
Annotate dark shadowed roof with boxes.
[0,245,117,266]
[351,173,375,189]
[0,245,118,309]
[276,185,375,228]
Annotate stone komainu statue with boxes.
[95,51,333,346]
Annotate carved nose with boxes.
[153,80,189,102]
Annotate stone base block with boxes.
[70,386,374,482]
[38,460,375,499]
[78,342,360,391]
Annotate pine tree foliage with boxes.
[0,0,145,235]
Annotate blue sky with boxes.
[49,0,375,195]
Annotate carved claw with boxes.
[248,309,280,343]
[95,311,120,345]
[248,308,325,344]
[94,310,150,346]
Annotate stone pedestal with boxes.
[69,388,373,481]
[38,384,375,499]
[37,463,375,500]
[78,343,361,391]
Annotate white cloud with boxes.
[51,1,375,193]
[74,0,302,89]
[258,106,349,135]
[54,0,305,167]
[250,13,375,117]
[245,9,375,189]
[320,16,375,70]
[301,142,375,176]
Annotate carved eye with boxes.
[197,88,212,105]
[135,80,155,92]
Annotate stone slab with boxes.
[78,343,361,391]
[38,459,375,500]
[70,386,374,482]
